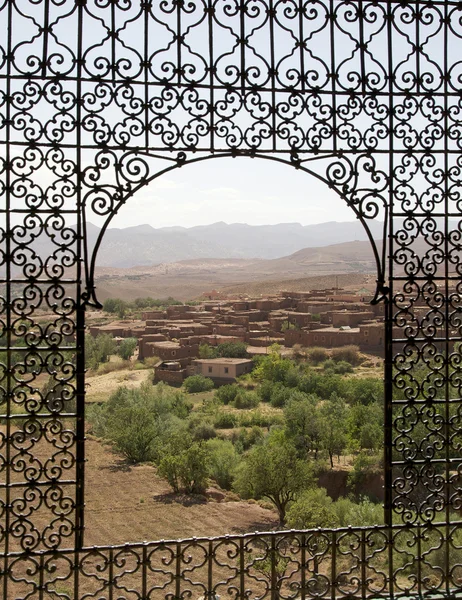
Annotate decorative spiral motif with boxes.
[1,1,462,598]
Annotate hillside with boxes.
[94,240,378,302]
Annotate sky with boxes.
[109,157,357,230]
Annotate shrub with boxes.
[323,359,353,375]
[213,411,238,429]
[331,345,361,365]
[238,411,283,428]
[286,488,339,529]
[253,345,292,382]
[284,367,300,388]
[306,347,329,365]
[216,342,248,358]
[183,375,214,393]
[192,422,217,441]
[118,337,138,360]
[143,356,161,368]
[232,390,260,409]
[199,343,218,359]
[85,382,192,463]
[177,443,210,494]
[216,384,240,405]
[231,426,264,452]
[333,496,383,527]
[258,380,273,402]
[207,438,240,489]
[333,360,354,374]
[97,359,131,375]
[269,383,292,408]
[159,442,210,494]
[86,333,116,370]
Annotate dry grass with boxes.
[85,368,153,403]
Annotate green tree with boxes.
[215,384,240,405]
[347,401,382,452]
[207,438,240,489]
[85,333,116,370]
[103,298,118,313]
[233,429,314,525]
[253,345,292,383]
[216,342,248,358]
[319,393,349,468]
[118,337,138,360]
[183,375,214,393]
[284,393,322,458]
[159,442,210,494]
[344,377,383,406]
[199,343,218,359]
[86,382,192,463]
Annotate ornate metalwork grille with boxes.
[1,0,462,598]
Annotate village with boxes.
[89,287,385,385]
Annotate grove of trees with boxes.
[87,344,390,527]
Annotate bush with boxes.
[86,333,116,370]
[238,411,284,428]
[333,360,354,374]
[207,439,240,489]
[231,426,264,452]
[286,488,339,529]
[284,367,300,388]
[331,345,361,366]
[348,450,382,491]
[143,355,161,368]
[269,383,292,408]
[306,347,329,365]
[216,384,240,405]
[258,380,273,402]
[85,382,192,463]
[183,375,214,393]
[323,359,353,375]
[97,359,131,375]
[118,337,138,360]
[333,496,383,527]
[213,411,238,429]
[232,390,260,409]
[159,442,210,494]
[199,343,218,359]
[192,422,217,441]
[216,342,248,358]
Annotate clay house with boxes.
[138,340,199,365]
[331,310,375,328]
[191,358,253,385]
[154,360,190,385]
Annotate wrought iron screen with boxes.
[1,0,462,598]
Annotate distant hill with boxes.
[90,220,385,267]
[94,239,379,302]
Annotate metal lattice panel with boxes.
[0,0,462,597]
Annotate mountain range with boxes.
[89,220,385,267]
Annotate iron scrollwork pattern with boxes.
[0,0,462,598]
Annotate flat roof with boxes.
[194,358,252,364]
